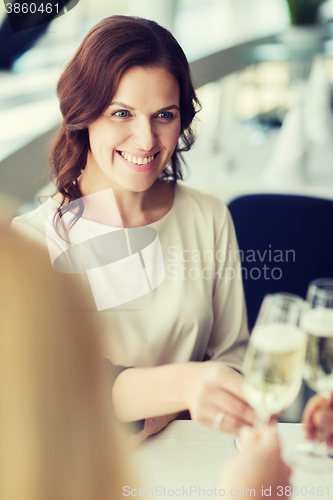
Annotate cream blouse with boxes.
[12,183,249,370]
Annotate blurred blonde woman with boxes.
[5,222,333,500]
[0,222,127,500]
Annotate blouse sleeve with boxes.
[104,358,145,433]
[205,205,249,372]
[11,217,48,246]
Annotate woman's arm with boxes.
[112,362,192,421]
[112,360,255,434]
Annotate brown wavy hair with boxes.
[50,15,201,212]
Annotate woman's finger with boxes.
[198,406,254,436]
[215,363,245,399]
[302,394,324,427]
[197,363,254,417]
[212,388,255,425]
[238,426,260,449]
[313,407,333,434]
[191,390,255,430]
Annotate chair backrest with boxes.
[228,194,333,330]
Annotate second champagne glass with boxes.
[292,278,333,470]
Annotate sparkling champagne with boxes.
[243,324,306,420]
[302,308,333,396]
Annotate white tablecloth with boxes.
[128,421,333,499]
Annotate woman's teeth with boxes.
[119,152,156,165]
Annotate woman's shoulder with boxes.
[175,183,229,218]
[11,197,60,244]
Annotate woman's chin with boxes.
[115,173,161,194]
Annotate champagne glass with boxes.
[293,278,333,470]
[243,293,307,428]
[227,293,307,456]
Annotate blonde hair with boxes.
[0,222,127,500]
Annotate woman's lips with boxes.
[117,151,159,172]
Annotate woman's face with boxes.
[85,65,181,193]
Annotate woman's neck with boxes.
[54,177,175,228]
[110,180,175,227]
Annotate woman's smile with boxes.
[117,151,160,172]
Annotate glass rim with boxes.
[307,278,333,300]
[255,292,305,326]
[263,292,305,304]
[308,278,333,289]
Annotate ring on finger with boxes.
[214,410,225,431]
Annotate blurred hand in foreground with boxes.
[302,394,333,447]
[220,426,292,500]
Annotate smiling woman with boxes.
[50,15,199,213]
[12,15,251,441]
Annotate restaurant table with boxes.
[128,421,333,499]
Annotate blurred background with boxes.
[1,0,333,218]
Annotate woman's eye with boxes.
[113,110,130,118]
[158,111,173,120]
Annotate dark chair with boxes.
[228,193,333,331]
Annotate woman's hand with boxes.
[220,426,292,500]
[112,360,254,436]
[184,361,255,435]
[302,394,333,446]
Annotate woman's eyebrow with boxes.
[110,101,135,110]
[109,101,180,113]
[157,105,180,113]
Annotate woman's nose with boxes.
[132,118,157,152]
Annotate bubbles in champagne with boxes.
[243,324,306,419]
